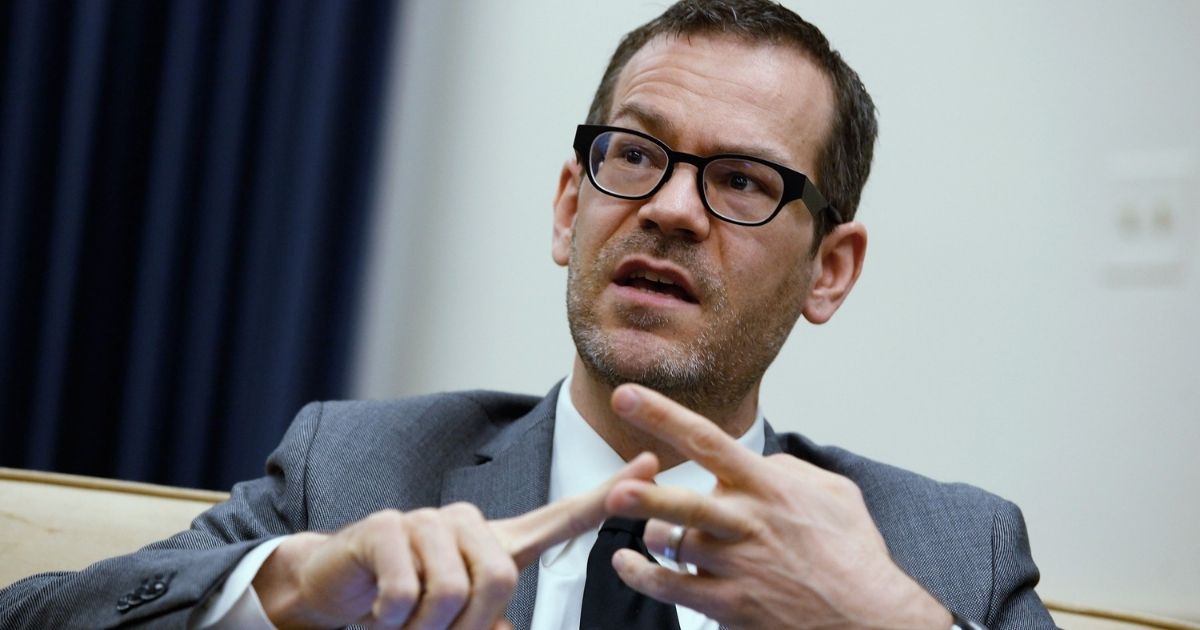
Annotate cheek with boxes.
[574,195,640,249]
[721,232,812,304]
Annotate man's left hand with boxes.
[605,384,954,630]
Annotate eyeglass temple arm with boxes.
[801,180,843,224]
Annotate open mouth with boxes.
[613,263,699,304]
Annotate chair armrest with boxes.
[0,467,228,587]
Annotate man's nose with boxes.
[636,166,712,241]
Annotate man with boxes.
[0,1,1056,629]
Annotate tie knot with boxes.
[599,517,646,537]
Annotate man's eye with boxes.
[724,172,763,194]
[621,148,646,165]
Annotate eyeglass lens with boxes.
[588,129,785,223]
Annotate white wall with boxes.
[354,0,1200,619]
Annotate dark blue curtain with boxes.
[0,0,395,489]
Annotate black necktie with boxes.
[580,517,682,630]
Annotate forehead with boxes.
[608,33,834,173]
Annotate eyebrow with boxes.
[609,102,796,168]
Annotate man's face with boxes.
[553,34,836,412]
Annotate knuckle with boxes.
[376,576,420,608]
[687,429,724,458]
[376,507,405,521]
[365,508,407,530]
[561,497,594,539]
[684,499,709,528]
[640,565,670,593]
[645,400,670,424]
[743,516,771,541]
[758,482,788,506]
[444,501,485,522]
[829,474,862,499]
[407,507,440,526]
[425,573,470,608]
[476,559,519,598]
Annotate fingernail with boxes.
[613,387,640,415]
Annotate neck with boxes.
[567,355,760,470]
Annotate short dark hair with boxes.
[586,0,877,241]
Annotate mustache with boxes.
[594,229,719,297]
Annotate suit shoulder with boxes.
[776,431,1010,512]
[309,390,543,438]
[273,390,547,524]
[775,431,1016,561]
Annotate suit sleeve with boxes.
[0,401,326,630]
[983,499,1060,630]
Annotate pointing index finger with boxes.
[612,384,763,488]
[492,451,659,567]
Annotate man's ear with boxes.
[802,221,867,324]
[552,157,583,267]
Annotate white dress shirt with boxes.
[196,376,765,629]
[529,375,764,630]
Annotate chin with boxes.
[575,327,703,387]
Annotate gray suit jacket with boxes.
[0,386,1057,629]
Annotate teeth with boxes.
[630,270,676,286]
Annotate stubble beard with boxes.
[566,229,808,417]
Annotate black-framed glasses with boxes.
[573,124,842,227]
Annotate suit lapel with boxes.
[762,419,783,456]
[440,384,561,630]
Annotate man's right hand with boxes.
[252,452,659,630]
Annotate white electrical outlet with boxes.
[1102,149,1196,287]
